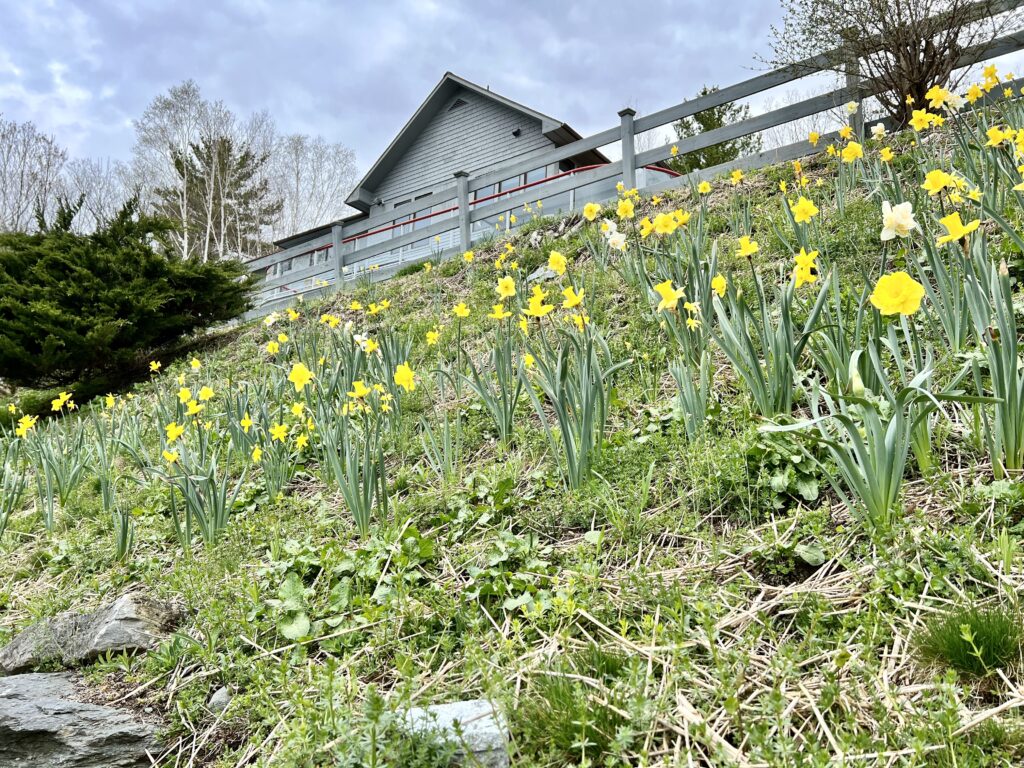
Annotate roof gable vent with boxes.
[448,97,468,112]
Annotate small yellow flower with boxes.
[452,302,471,318]
[711,274,727,298]
[670,144,679,156]
[562,286,584,309]
[870,272,925,315]
[936,212,981,245]
[523,353,535,369]
[789,196,819,224]
[616,198,635,219]
[295,433,309,450]
[177,387,192,404]
[548,250,567,276]
[496,276,517,299]
[488,303,512,320]
[697,180,712,195]
[190,358,201,370]
[394,363,416,393]
[840,142,863,163]
[348,380,371,399]
[270,423,288,442]
[240,413,253,434]
[582,202,601,221]
[288,363,314,393]
[463,250,475,262]
[808,131,820,147]
[880,147,894,162]
[198,386,215,401]
[165,422,185,443]
[251,445,263,463]
[426,329,439,346]
[149,361,162,373]
[266,341,280,355]
[730,169,744,185]
[736,235,760,258]
[162,450,179,464]
[290,402,305,417]
[653,279,686,312]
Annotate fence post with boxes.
[331,223,344,289]
[454,170,470,252]
[618,108,636,190]
[845,54,865,137]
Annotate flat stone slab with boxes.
[0,672,158,767]
[0,594,185,675]
[404,698,508,768]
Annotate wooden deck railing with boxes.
[244,0,1024,320]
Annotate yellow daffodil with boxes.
[348,380,371,399]
[562,286,584,309]
[394,363,416,393]
[426,329,439,346]
[165,422,185,443]
[288,363,314,393]
[488,303,512,320]
[789,196,819,224]
[453,302,470,318]
[936,212,981,245]
[870,271,925,315]
[240,413,253,434]
[583,202,601,221]
[616,198,635,219]
[711,274,727,298]
[736,235,760,258]
[653,279,686,312]
[548,250,567,276]
[198,386,215,401]
[523,286,554,318]
[840,142,863,163]
[698,180,712,194]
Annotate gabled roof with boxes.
[345,71,606,212]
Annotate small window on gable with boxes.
[448,98,468,112]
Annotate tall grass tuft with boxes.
[917,605,1023,679]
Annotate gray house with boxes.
[270,72,607,279]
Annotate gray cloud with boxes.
[0,0,784,170]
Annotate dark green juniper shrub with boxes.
[917,605,1023,679]
[0,197,255,389]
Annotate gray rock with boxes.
[527,265,557,283]
[0,594,185,675]
[207,686,232,714]
[404,699,508,768]
[0,672,157,767]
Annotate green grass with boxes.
[917,605,1024,679]
[3,112,1024,767]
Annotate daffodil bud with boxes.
[849,360,865,397]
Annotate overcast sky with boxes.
[0,0,788,171]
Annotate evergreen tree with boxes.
[0,197,254,388]
[155,135,282,262]
[668,86,762,174]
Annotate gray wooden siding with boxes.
[373,87,554,207]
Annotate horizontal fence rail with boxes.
[244,0,1024,320]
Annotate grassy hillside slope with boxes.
[3,81,1024,767]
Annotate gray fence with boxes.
[244,0,1024,320]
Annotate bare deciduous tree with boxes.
[766,0,1024,124]
[59,157,131,232]
[0,115,66,232]
[269,133,358,239]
